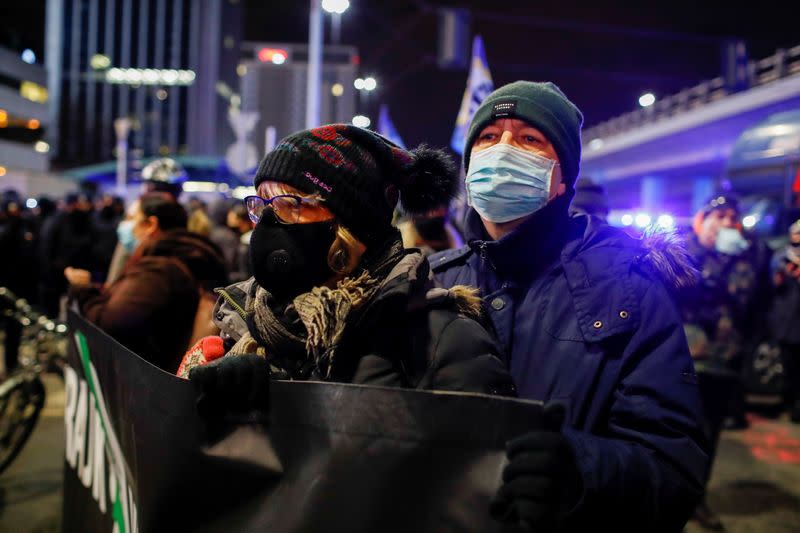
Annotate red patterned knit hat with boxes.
[253,124,458,246]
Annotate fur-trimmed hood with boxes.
[635,227,700,292]
[564,214,700,293]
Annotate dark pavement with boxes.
[0,375,799,532]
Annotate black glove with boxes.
[490,403,581,532]
[189,354,271,419]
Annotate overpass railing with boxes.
[583,44,800,143]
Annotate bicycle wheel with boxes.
[0,373,45,475]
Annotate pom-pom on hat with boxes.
[253,124,458,246]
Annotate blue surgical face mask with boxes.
[117,219,140,253]
[466,143,557,223]
[715,227,749,255]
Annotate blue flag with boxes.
[377,104,406,149]
[450,35,494,155]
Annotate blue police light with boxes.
[656,214,675,230]
[634,213,652,228]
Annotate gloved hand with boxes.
[189,354,271,419]
[490,403,581,532]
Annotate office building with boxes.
[45,0,242,168]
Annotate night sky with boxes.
[243,0,800,150]
[3,1,799,154]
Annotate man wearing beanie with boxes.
[431,81,708,532]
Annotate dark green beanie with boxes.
[464,81,584,188]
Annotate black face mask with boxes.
[249,212,337,303]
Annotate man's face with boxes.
[469,118,566,239]
[471,118,565,200]
[699,207,739,247]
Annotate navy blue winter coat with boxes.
[431,197,708,532]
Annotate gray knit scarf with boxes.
[228,266,394,379]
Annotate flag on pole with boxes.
[450,35,494,155]
[377,104,406,149]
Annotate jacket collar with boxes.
[464,192,576,280]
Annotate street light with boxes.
[21,49,36,64]
[354,78,365,90]
[638,92,656,107]
[322,0,349,14]
[352,115,371,128]
[363,77,377,91]
[322,0,349,44]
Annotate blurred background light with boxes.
[620,213,634,226]
[656,214,675,229]
[232,186,256,199]
[182,181,219,193]
[742,215,758,228]
[322,0,350,14]
[90,53,111,70]
[352,115,371,128]
[257,48,288,64]
[638,92,656,107]
[635,213,652,227]
[21,49,36,64]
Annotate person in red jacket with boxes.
[68,193,228,372]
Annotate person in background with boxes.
[93,193,122,272]
[67,192,227,373]
[569,176,609,222]
[104,158,187,286]
[208,198,240,273]
[769,219,800,422]
[141,157,186,200]
[430,81,707,532]
[0,191,38,375]
[39,192,104,318]
[182,125,514,415]
[226,203,254,282]
[679,193,770,530]
[397,205,464,256]
[188,207,212,237]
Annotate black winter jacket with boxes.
[212,250,516,395]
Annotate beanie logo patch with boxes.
[303,171,332,193]
[491,99,517,118]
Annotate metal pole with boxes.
[114,118,132,196]
[332,13,341,45]
[306,0,323,129]
[265,126,277,155]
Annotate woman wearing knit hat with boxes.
[431,81,708,532]
[182,125,514,412]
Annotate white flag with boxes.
[450,35,494,155]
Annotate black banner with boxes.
[62,310,544,533]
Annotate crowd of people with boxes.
[1,79,799,532]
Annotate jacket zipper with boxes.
[214,288,248,320]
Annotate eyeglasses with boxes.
[244,194,324,224]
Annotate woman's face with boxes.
[257,181,335,224]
